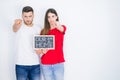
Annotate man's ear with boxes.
[32,14,34,18]
[56,16,58,21]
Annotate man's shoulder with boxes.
[33,24,42,30]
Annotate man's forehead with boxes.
[22,11,33,14]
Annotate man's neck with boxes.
[25,23,33,27]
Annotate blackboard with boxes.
[33,35,55,49]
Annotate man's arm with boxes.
[35,49,49,55]
[13,19,22,32]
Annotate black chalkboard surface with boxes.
[33,35,55,49]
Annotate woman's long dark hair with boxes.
[41,8,59,35]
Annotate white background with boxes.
[0,0,120,80]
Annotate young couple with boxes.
[13,6,66,80]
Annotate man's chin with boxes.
[24,22,32,26]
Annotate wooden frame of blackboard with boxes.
[33,35,55,50]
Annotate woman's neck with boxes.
[50,25,55,30]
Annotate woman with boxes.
[36,8,66,80]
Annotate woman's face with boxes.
[47,12,57,25]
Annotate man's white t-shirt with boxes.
[15,23,41,65]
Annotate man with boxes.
[13,6,41,80]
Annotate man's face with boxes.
[22,11,34,26]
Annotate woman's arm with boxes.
[55,21,64,32]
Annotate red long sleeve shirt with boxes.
[41,25,66,64]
